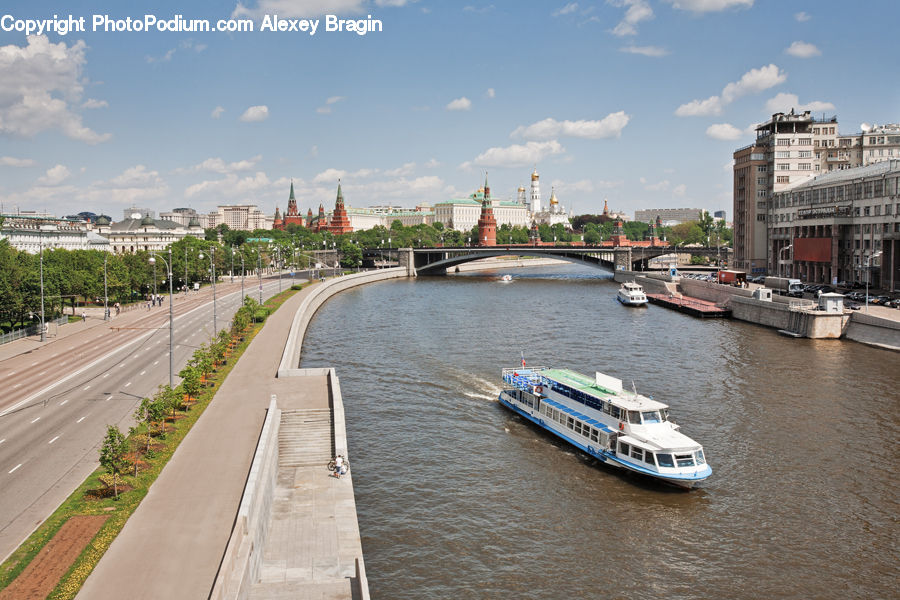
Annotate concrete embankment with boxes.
[448,256,568,273]
[616,270,900,349]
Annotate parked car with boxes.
[815,285,836,297]
[873,295,892,305]
[845,301,861,310]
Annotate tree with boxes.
[99,425,129,499]
[179,364,202,404]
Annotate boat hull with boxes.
[498,390,709,489]
[617,295,648,306]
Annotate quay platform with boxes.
[647,293,731,318]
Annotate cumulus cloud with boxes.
[785,41,821,58]
[461,140,565,169]
[611,0,653,36]
[37,164,71,186]
[765,92,835,114]
[424,158,440,168]
[179,155,262,174]
[512,112,630,140]
[239,105,269,122]
[185,171,271,198]
[211,106,225,119]
[81,99,108,109]
[317,95,346,114]
[673,184,687,196]
[676,64,786,116]
[486,88,495,98]
[312,167,379,184]
[644,179,670,192]
[795,11,810,22]
[619,45,669,57]
[0,35,111,144]
[553,2,579,16]
[0,156,36,167]
[706,123,744,140]
[665,0,753,13]
[384,161,416,177]
[446,97,472,111]
[550,178,597,194]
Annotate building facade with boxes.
[96,215,205,254]
[633,207,706,225]
[0,216,108,253]
[769,160,900,291]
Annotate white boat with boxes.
[616,282,647,306]
[499,274,513,282]
[499,366,711,489]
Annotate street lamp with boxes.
[198,247,216,337]
[779,244,793,278]
[39,236,46,342]
[865,251,882,314]
[148,249,174,388]
[104,253,109,321]
[257,249,262,305]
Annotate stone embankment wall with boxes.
[614,271,678,295]
[450,256,567,273]
[844,312,900,351]
[210,397,281,600]
[278,268,408,375]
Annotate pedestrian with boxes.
[334,454,344,478]
[81,311,86,322]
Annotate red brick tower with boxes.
[327,180,353,235]
[283,180,305,227]
[273,206,283,230]
[477,173,497,246]
[610,217,630,246]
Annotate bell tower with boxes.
[477,173,497,246]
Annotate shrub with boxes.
[253,308,269,322]
[291,283,303,290]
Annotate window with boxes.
[676,454,696,467]
[799,150,812,158]
[644,452,655,465]
[656,453,674,467]
[757,177,767,185]
[798,163,811,171]
[887,205,893,215]
[799,138,811,145]
[757,165,768,172]
[631,446,643,460]
[777,138,789,146]
[619,442,630,455]
[776,151,790,158]
[694,450,706,465]
[777,163,790,170]
[628,410,640,424]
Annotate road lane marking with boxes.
[51,353,59,357]
[38,370,46,376]
[49,436,59,444]
[103,373,110,378]
[77,416,86,423]
[124,382,131,387]
[7,371,14,376]
[9,464,22,474]
[13,383,21,388]
[31,361,38,366]
[0,439,5,445]
[31,417,40,424]
[140,370,146,376]
[83,385,91,390]
[60,399,68,406]
[153,361,159,366]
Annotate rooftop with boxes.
[782,159,900,192]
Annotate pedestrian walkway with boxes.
[77,284,319,600]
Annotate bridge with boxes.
[362,245,733,275]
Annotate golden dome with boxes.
[517,186,526,192]
[549,189,558,204]
[531,168,539,181]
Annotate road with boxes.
[0,274,302,563]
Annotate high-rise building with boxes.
[633,208,705,225]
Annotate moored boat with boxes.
[617,282,648,306]
[499,274,513,282]
[499,366,711,489]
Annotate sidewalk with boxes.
[76,284,319,600]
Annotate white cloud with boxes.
[102,165,163,188]
[146,48,176,64]
[211,106,225,119]
[619,45,669,57]
[795,11,811,22]
[0,156,36,167]
[179,155,262,174]
[316,96,345,114]
[461,140,565,169]
[550,178,596,193]
[785,41,821,58]
[644,179,670,192]
[665,0,753,13]
[512,111,630,140]
[384,161,416,177]
[676,64,786,116]
[312,167,379,184]
[0,35,110,144]
[308,145,319,158]
[486,88,495,98]
[424,158,440,168]
[706,123,744,140]
[611,0,653,36]
[81,99,108,109]
[37,164,71,186]
[446,97,472,111]
[185,171,271,198]
[673,184,687,196]
[765,92,835,114]
[553,3,579,16]
[233,0,367,19]
[239,105,269,122]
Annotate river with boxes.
[300,264,899,599]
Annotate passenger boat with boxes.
[499,274,513,282]
[616,282,647,306]
[499,366,711,489]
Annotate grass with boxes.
[0,286,300,599]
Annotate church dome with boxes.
[549,190,559,204]
[140,215,155,226]
[531,169,539,181]
[94,216,111,226]
[188,216,201,227]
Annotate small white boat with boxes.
[617,282,647,306]
[499,274,513,282]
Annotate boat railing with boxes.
[502,367,548,388]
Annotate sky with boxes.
[1,0,898,222]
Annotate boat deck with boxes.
[647,294,731,318]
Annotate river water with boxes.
[300,265,899,599]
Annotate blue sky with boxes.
[1,0,898,221]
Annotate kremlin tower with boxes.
[530,167,541,213]
[327,180,353,235]
[476,173,497,246]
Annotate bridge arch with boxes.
[412,247,619,274]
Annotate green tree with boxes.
[99,425,129,499]
[179,364,202,403]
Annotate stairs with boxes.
[278,409,334,468]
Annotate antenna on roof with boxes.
[631,379,638,397]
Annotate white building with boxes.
[434,188,530,232]
[0,215,108,253]
[95,215,204,254]
[532,187,573,227]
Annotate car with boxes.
[873,295,892,305]
[845,301,861,310]
[815,285,836,297]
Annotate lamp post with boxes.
[276,246,282,292]
[779,244,793,278]
[104,253,109,320]
[230,246,235,284]
[240,248,245,302]
[865,251,882,314]
[257,250,262,305]
[199,247,216,337]
[148,249,174,388]
[184,245,189,295]
[39,236,46,342]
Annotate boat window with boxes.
[567,416,575,430]
[661,408,670,421]
[590,430,599,442]
[609,406,620,419]
[641,410,661,424]
[675,454,695,467]
[628,411,641,424]
[619,442,630,455]
[630,446,643,460]
[656,453,674,467]
[643,452,655,465]
[694,449,706,465]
